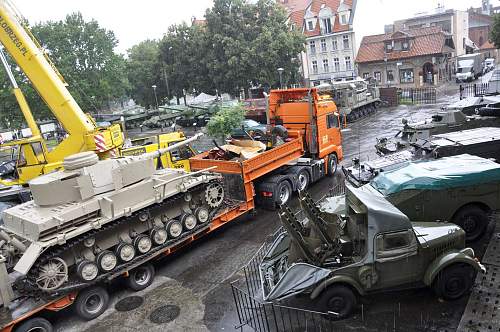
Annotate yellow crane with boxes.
[0,0,123,186]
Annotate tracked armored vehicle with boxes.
[0,133,225,293]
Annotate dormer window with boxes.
[385,42,393,52]
[340,14,347,25]
[322,18,332,34]
[307,20,314,31]
[402,40,409,51]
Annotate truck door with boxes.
[373,229,419,289]
[325,113,341,147]
[17,142,47,182]
[166,141,195,171]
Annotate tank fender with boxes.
[310,275,365,300]
[423,248,484,286]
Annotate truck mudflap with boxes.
[423,248,485,286]
[262,262,330,301]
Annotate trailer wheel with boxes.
[126,263,155,291]
[452,205,488,241]
[74,286,109,321]
[297,169,310,191]
[276,180,292,206]
[316,285,357,319]
[327,154,338,177]
[14,317,53,332]
[433,263,475,300]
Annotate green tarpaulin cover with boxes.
[371,154,500,196]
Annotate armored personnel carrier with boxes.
[258,187,483,318]
[0,133,225,293]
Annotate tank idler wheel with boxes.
[74,286,110,321]
[13,317,53,332]
[151,227,168,246]
[166,220,183,238]
[126,263,155,291]
[35,257,68,291]
[116,242,136,262]
[195,207,210,224]
[134,234,153,254]
[77,260,99,282]
[181,213,197,231]
[96,250,118,273]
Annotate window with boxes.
[376,230,417,261]
[332,38,338,50]
[322,18,332,34]
[343,35,350,49]
[327,113,339,128]
[169,142,195,161]
[362,72,370,79]
[307,20,314,31]
[323,59,329,72]
[374,71,381,82]
[312,60,318,74]
[340,14,347,25]
[387,70,394,82]
[345,56,352,71]
[309,41,316,54]
[312,80,321,86]
[400,68,414,83]
[402,40,409,51]
[321,38,327,52]
[333,58,340,72]
[385,42,393,52]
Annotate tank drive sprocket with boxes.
[204,182,225,208]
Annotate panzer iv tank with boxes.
[0,133,225,293]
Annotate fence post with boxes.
[459,84,463,100]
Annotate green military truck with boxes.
[259,185,484,318]
[365,154,500,241]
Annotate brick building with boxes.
[356,27,455,88]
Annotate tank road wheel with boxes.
[433,263,475,300]
[166,220,183,239]
[35,257,68,291]
[327,154,338,177]
[77,260,99,283]
[205,182,225,208]
[134,234,153,254]
[194,206,210,224]
[14,317,53,332]
[74,286,110,321]
[96,250,118,273]
[317,285,357,319]
[452,206,489,242]
[138,211,149,222]
[181,213,197,231]
[151,228,168,246]
[126,263,155,291]
[116,243,136,263]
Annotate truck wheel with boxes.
[297,169,310,191]
[327,154,338,177]
[433,263,475,301]
[276,180,292,206]
[74,286,110,321]
[14,317,53,332]
[316,285,357,319]
[126,263,155,291]
[452,206,488,241]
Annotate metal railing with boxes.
[459,83,489,100]
[397,87,436,104]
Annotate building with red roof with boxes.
[278,0,357,86]
[356,26,455,88]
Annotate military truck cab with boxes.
[259,185,483,318]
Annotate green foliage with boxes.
[491,14,500,49]
[126,40,162,108]
[206,104,245,139]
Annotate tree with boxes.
[206,104,245,139]
[491,14,500,48]
[127,40,162,108]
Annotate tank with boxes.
[0,133,225,293]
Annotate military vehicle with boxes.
[259,186,483,318]
[142,113,180,129]
[0,133,225,294]
[346,127,500,186]
[375,109,500,155]
[317,77,381,122]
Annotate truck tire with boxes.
[316,285,357,319]
[433,263,475,301]
[296,169,310,191]
[74,286,110,321]
[14,317,53,332]
[276,180,292,206]
[126,263,155,291]
[327,154,338,177]
[452,206,488,241]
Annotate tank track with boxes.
[16,179,233,298]
[345,103,378,122]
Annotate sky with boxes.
[12,0,500,54]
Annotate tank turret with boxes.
[0,133,225,292]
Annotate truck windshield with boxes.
[457,67,472,73]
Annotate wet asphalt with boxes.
[50,81,494,332]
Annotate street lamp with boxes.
[277,67,284,89]
[152,85,159,109]
[383,55,388,87]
